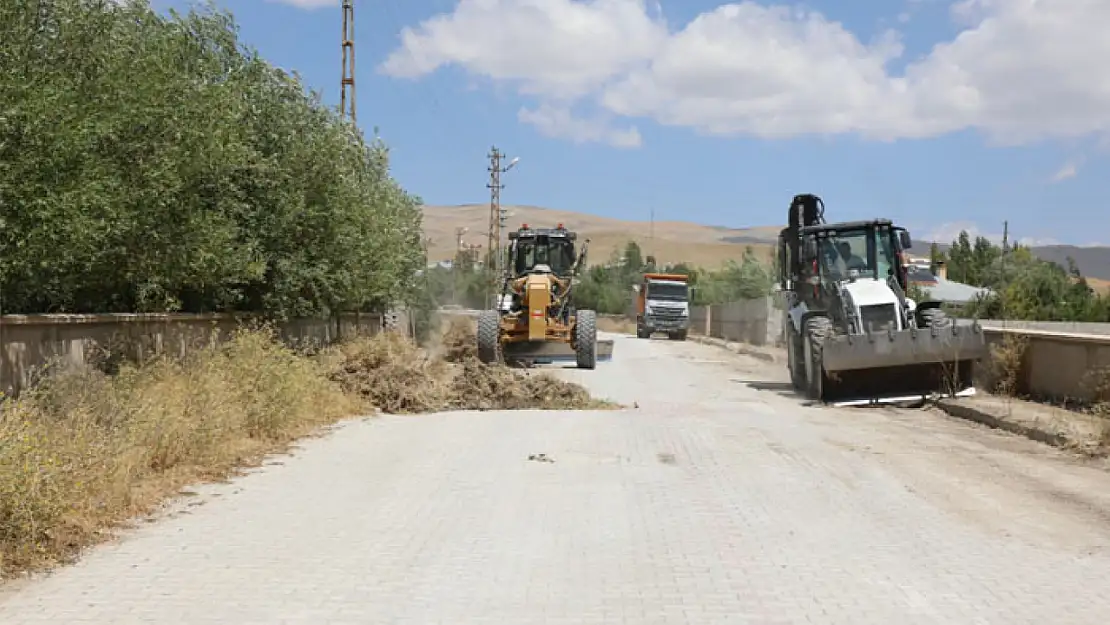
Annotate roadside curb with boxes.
[688,334,777,363]
[931,398,1069,448]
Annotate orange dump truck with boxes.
[634,273,691,340]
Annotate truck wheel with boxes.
[636,325,649,339]
[670,330,687,341]
[803,316,832,401]
[575,310,597,369]
[476,310,502,364]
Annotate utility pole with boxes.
[340,1,356,122]
[485,147,519,307]
[486,147,504,307]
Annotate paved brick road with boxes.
[3,333,1110,624]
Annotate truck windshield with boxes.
[647,283,688,301]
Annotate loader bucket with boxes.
[503,339,614,366]
[818,321,987,404]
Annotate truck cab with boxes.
[635,273,690,340]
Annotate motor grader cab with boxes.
[475,224,611,368]
[777,193,987,404]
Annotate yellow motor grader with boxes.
[476,224,612,368]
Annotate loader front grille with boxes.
[859,304,898,333]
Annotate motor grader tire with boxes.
[476,310,502,365]
[803,316,833,401]
[919,307,953,330]
[575,309,598,369]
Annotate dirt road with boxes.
[3,333,1110,624]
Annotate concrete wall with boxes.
[0,312,396,397]
[690,297,1110,404]
[975,324,1110,404]
[690,297,782,347]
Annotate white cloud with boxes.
[266,0,337,8]
[381,0,667,100]
[1050,159,1080,183]
[518,104,643,147]
[925,221,1058,247]
[379,0,1110,147]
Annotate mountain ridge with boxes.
[420,204,1110,287]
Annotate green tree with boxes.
[0,0,423,317]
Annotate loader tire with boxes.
[803,316,833,401]
[476,310,502,365]
[919,307,953,330]
[575,309,598,369]
[786,323,806,391]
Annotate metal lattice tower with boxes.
[340,1,356,122]
[486,147,505,304]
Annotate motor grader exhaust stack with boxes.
[476,224,613,368]
[777,193,988,404]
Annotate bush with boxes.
[0,0,422,317]
[0,328,357,575]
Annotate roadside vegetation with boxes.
[0,1,612,579]
[423,240,776,316]
[0,0,423,317]
[929,236,1110,322]
[0,318,611,578]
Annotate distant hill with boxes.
[420,204,1110,292]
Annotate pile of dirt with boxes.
[450,361,604,411]
[440,316,478,363]
[326,331,452,414]
[326,324,612,414]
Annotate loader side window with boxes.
[874,230,896,280]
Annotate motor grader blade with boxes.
[818,320,987,404]
[503,339,614,366]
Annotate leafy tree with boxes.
[941,229,1110,322]
[0,0,423,317]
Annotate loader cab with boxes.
[803,220,904,286]
[508,224,578,277]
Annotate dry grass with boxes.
[987,334,1029,398]
[1082,366,1110,448]
[327,317,615,413]
[0,328,358,577]
[0,319,612,578]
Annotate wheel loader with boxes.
[475,223,612,368]
[776,194,988,404]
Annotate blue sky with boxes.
[155,0,1107,246]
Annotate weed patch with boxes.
[0,320,611,578]
[0,328,356,576]
[327,323,614,413]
